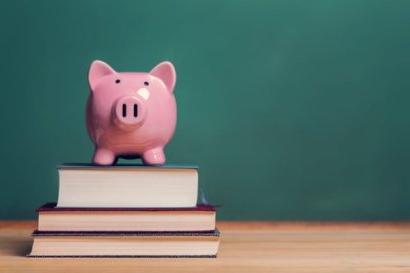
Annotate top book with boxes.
[57,164,198,208]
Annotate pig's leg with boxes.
[93,148,116,165]
[143,147,165,165]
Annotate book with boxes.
[29,230,220,257]
[57,164,198,208]
[37,203,216,232]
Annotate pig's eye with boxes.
[144,81,149,86]
[115,79,121,84]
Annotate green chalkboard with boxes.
[0,0,410,220]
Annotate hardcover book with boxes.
[29,230,220,257]
[37,203,216,232]
[57,164,198,208]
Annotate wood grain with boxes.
[1,221,410,273]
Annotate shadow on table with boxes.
[16,241,32,256]
[1,235,33,257]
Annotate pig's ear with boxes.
[150,61,176,92]
[88,60,116,90]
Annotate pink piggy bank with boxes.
[86,60,177,165]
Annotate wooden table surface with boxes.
[1,221,410,273]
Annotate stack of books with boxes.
[29,164,220,257]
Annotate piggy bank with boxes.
[86,60,177,165]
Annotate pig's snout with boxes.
[113,96,146,129]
